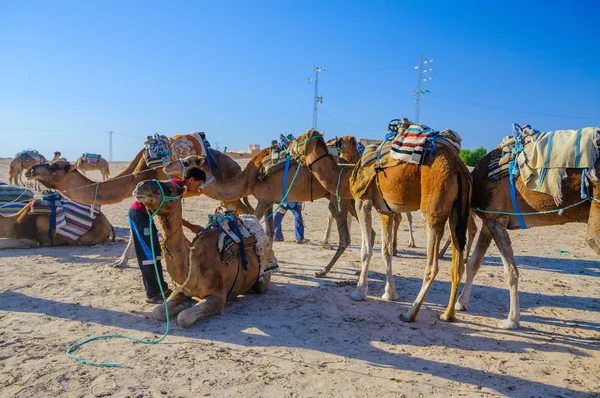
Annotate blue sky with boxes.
[1,0,599,160]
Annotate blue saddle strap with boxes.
[128,216,154,260]
[282,155,291,200]
[508,161,528,229]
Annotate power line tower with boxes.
[413,55,434,123]
[107,131,114,161]
[308,66,323,129]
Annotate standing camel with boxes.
[289,125,472,323]
[74,154,111,181]
[9,150,48,188]
[163,148,376,278]
[133,179,272,328]
[322,136,416,252]
[455,131,600,329]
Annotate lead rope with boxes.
[66,180,180,367]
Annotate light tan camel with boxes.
[322,136,416,252]
[0,201,114,249]
[9,151,48,187]
[163,150,374,278]
[454,147,600,329]
[289,126,472,323]
[74,155,111,181]
[133,179,270,328]
[52,152,67,162]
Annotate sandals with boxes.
[296,238,310,244]
[146,288,172,304]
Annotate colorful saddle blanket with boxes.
[0,184,34,215]
[144,132,211,169]
[83,153,101,164]
[259,134,296,179]
[30,191,101,241]
[390,123,462,164]
[17,150,44,163]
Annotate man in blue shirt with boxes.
[273,202,309,244]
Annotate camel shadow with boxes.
[482,255,600,278]
[0,287,594,397]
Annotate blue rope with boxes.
[581,169,590,199]
[508,123,528,229]
[282,156,291,201]
[377,130,396,163]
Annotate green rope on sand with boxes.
[66,180,179,367]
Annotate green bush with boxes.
[459,147,487,167]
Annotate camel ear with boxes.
[319,131,324,137]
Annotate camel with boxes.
[52,152,67,162]
[322,136,416,252]
[27,148,253,267]
[163,149,374,278]
[289,125,472,323]
[9,151,48,188]
[133,179,271,328]
[74,154,111,181]
[0,200,114,249]
[454,143,600,329]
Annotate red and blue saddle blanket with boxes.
[389,123,462,164]
[83,153,101,164]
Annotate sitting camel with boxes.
[133,179,272,328]
[455,130,600,329]
[74,154,111,181]
[289,125,472,324]
[9,151,48,189]
[0,201,114,249]
[323,136,416,252]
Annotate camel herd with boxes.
[2,123,599,330]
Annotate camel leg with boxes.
[400,219,444,322]
[152,292,194,321]
[405,212,415,248]
[321,211,335,249]
[585,198,600,255]
[439,216,467,322]
[438,225,452,258]
[177,294,225,328]
[455,221,492,311]
[488,218,521,329]
[254,199,275,242]
[251,273,271,294]
[315,199,351,278]
[392,214,400,256]
[0,239,39,249]
[380,213,398,301]
[111,233,135,268]
[350,199,373,301]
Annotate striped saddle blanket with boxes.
[390,123,462,164]
[83,153,101,164]
[0,184,34,215]
[30,191,101,240]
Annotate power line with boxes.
[317,109,382,133]
[325,70,399,96]
[325,66,414,72]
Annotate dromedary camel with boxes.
[323,136,416,252]
[52,151,67,162]
[74,154,111,181]
[163,148,374,278]
[454,140,600,329]
[0,201,114,249]
[28,147,253,261]
[133,179,271,328]
[9,151,48,188]
[289,125,472,323]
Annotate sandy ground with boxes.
[1,157,599,397]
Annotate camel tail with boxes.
[242,196,255,214]
[451,168,472,251]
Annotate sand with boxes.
[1,158,599,397]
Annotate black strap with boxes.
[227,258,241,299]
[375,167,393,213]
[307,153,328,170]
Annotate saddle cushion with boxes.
[0,185,34,216]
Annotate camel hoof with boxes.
[315,270,328,278]
[399,313,415,323]
[110,261,125,269]
[437,252,445,259]
[152,305,167,321]
[321,242,334,250]
[497,319,520,330]
[455,302,468,312]
[407,241,415,248]
[177,313,195,328]
[392,249,399,257]
[381,291,398,301]
[349,290,367,301]
[439,313,456,322]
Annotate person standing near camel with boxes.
[273,202,309,244]
[129,168,206,304]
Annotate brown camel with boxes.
[133,179,271,328]
[52,151,67,162]
[74,154,111,181]
[455,145,600,329]
[163,149,373,278]
[9,151,48,188]
[0,201,114,249]
[289,125,472,323]
[322,136,416,252]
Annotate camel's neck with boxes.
[306,150,353,199]
[202,161,258,201]
[54,169,158,205]
[113,148,147,177]
[155,203,190,285]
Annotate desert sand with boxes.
[1,157,599,397]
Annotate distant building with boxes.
[357,138,383,146]
[227,144,261,158]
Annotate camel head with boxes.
[163,155,204,177]
[288,129,326,165]
[26,161,75,185]
[133,180,185,215]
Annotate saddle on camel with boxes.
[133,178,277,328]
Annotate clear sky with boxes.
[1,0,599,160]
